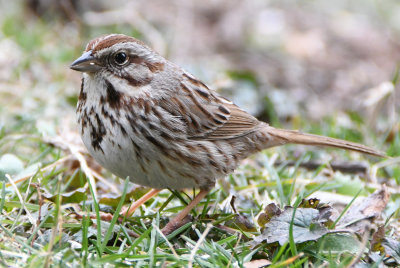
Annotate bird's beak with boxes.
[70,51,101,72]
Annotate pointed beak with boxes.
[70,51,101,72]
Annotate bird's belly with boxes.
[80,128,217,190]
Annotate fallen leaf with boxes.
[336,186,390,234]
[371,225,385,253]
[257,203,281,227]
[225,214,256,232]
[255,207,330,245]
[99,186,150,208]
[305,233,362,254]
[43,186,88,204]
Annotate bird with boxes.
[70,34,385,235]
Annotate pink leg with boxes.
[122,188,162,217]
[162,189,210,235]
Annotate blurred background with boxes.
[0,0,399,148]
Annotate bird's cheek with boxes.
[121,65,154,86]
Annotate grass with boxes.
[1,118,398,266]
[1,1,400,267]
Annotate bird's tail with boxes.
[265,127,386,157]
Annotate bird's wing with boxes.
[158,72,262,140]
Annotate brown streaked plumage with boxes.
[70,34,385,235]
[87,34,147,53]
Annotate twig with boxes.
[274,160,369,174]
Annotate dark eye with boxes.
[114,52,128,65]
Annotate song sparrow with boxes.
[70,34,384,235]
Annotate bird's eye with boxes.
[114,52,128,65]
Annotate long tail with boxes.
[265,127,386,157]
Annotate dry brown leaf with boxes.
[336,186,390,233]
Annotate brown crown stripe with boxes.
[86,34,108,51]
[90,34,147,53]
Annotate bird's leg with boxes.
[121,188,162,217]
[161,188,210,235]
